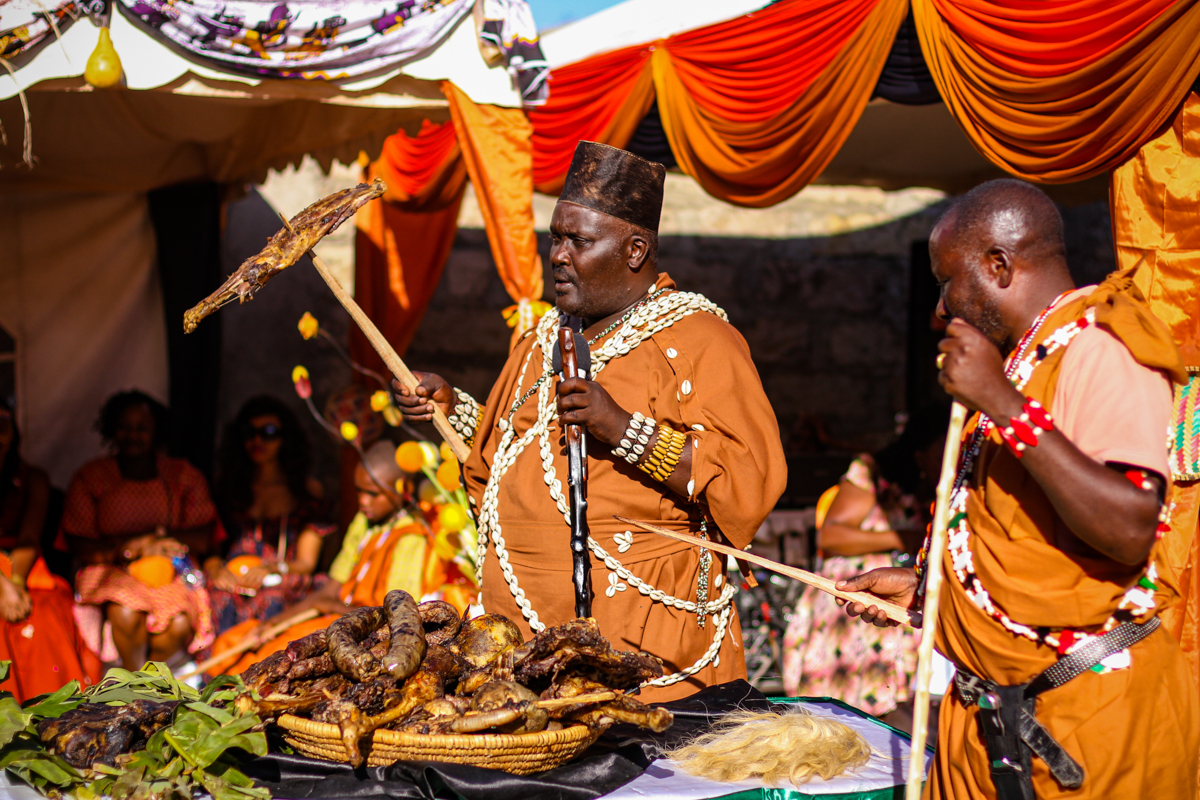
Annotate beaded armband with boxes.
[638,425,688,482]
[448,389,483,448]
[999,398,1053,458]
[614,412,656,465]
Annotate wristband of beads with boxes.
[614,412,656,465]
[448,389,483,449]
[638,425,688,482]
[999,398,1054,458]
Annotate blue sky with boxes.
[527,0,625,30]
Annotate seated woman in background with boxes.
[206,396,331,636]
[206,440,428,675]
[0,401,102,701]
[62,390,218,671]
[782,406,946,728]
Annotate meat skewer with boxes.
[183,180,386,334]
[278,212,469,462]
[181,179,469,462]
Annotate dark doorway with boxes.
[906,239,948,416]
[148,183,223,479]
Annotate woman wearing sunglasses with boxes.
[206,395,332,636]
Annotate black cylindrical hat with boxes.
[559,141,666,233]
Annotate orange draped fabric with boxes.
[529,0,908,206]
[1111,92,1200,706]
[353,84,544,365]
[529,46,654,194]
[444,83,545,315]
[913,0,1200,182]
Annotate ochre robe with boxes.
[930,271,1200,798]
[463,274,786,702]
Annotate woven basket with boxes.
[276,714,602,774]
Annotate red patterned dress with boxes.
[62,455,218,654]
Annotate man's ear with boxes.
[628,231,650,272]
[987,246,1014,289]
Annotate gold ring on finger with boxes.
[936,352,947,370]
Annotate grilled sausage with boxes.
[418,600,461,645]
[328,606,387,681]
[382,590,426,681]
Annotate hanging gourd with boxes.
[84,26,122,88]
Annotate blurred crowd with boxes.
[0,389,478,702]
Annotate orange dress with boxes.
[462,274,786,702]
[928,273,1199,799]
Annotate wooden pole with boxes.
[176,607,321,680]
[279,214,471,463]
[615,516,914,626]
[905,401,968,800]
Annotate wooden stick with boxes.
[905,401,968,800]
[176,608,321,680]
[279,213,471,463]
[614,516,914,626]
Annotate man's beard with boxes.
[947,285,1008,355]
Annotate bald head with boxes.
[363,440,404,489]
[935,179,1067,268]
[930,179,1076,352]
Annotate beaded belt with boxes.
[953,617,1160,800]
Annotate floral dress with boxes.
[208,499,333,635]
[782,457,922,716]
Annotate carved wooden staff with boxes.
[906,400,967,799]
[558,327,593,618]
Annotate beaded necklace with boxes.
[502,288,671,428]
[918,295,1159,659]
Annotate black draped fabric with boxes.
[625,100,678,170]
[237,681,772,800]
[873,11,941,105]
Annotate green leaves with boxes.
[0,665,271,800]
[85,662,201,705]
[24,681,83,718]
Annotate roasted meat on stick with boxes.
[183,179,385,334]
[182,178,470,462]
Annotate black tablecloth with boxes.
[237,680,773,800]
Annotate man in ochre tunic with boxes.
[843,180,1199,798]
[397,142,786,701]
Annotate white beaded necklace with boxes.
[476,288,738,686]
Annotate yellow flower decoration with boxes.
[419,441,440,467]
[438,504,470,533]
[370,390,390,412]
[340,421,359,441]
[396,441,427,473]
[439,441,455,464]
[436,459,461,491]
[502,299,553,329]
[292,366,312,399]
[382,406,401,427]
[298,312,319,340]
